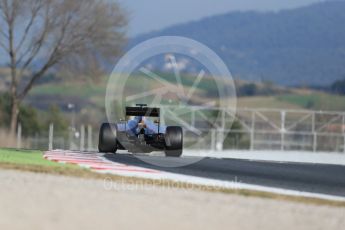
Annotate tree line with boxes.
[0,0,127,135]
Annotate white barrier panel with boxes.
[183,150,345,166]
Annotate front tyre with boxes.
[98,123,118,153]
[164,126,183,157]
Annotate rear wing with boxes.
[125,106,160,117]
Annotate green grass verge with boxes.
[0,148,345,207]
[277,93,345,111]
[0,148,99,178]
[0,148,61,166]
[0,148,105,177]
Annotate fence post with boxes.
[216,129,224,151]
[87,125,92,151]
[250,111,255,150]
[312,112,316,133]
[281,110,286,151]
[343,114,345,153]
[69,128,73,150]
[48,123,54,150]
[16,123,22,149]
[313,132,317,152]
[343,134,345,154]
[211,129,216,151]
[80,125,85,151]
[311,112,316,152]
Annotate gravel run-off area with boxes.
[0,169,344,230]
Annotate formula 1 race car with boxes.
[98,104,183,157]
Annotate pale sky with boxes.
[120,0,324,36]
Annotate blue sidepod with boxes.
[117,116,166,136]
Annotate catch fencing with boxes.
[14,108,345,153]
[162,107,345,153]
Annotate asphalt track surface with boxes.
[104,153,345,197]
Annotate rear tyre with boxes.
[164,126,183,157]
[98,123,118,153]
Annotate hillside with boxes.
[26,74,345,114]
[130,1,345,86]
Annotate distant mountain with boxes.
[129,1,345,86]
